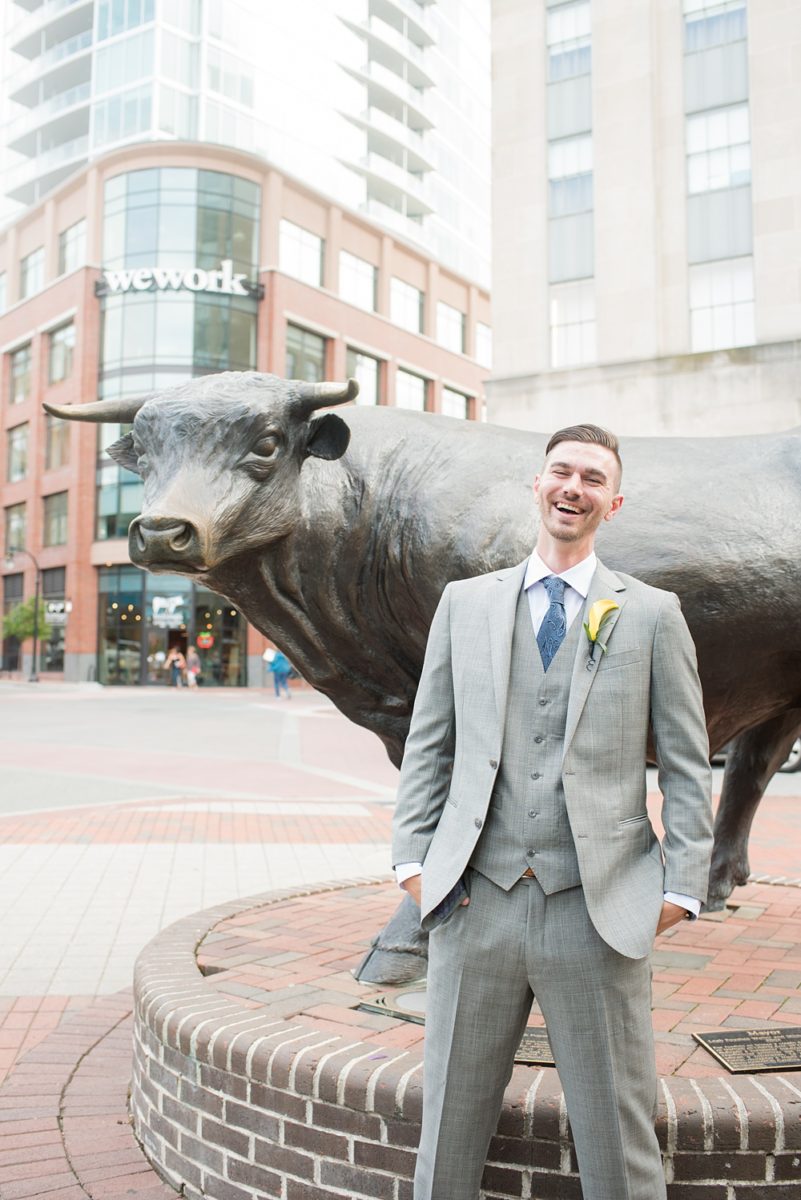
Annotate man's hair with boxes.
[545,423,622,485]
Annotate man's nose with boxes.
[563,473,583,494]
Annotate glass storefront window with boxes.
[41,567,66,673]
[97,566,247,686]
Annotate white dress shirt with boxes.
[396,552,700,919]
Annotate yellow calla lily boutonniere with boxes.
[583,599,619,662]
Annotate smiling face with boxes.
[533,439,624,563]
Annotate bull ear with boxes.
[305,413,350,461]
[106,433,142,475]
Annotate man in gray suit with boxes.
[392,425,713,1200]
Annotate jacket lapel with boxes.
[488,559,529,741]
[562,560,627,757]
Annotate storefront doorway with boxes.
[98,566,247,686]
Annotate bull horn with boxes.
[294,378,359,413]
[42,395,151,423]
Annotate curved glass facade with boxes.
[96,167,260,683]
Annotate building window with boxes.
[339,251,376,312]
[436,302,466,353]
[475,322,493,368]
[546,0,591,81]
[93,84,153,148]
[0,273,6,314]
[95,28,155,94]
[58,220,87,276]
[279,220,324,287]
[689,256,754,351]
[5,503,27,552]
[19,248,44,300]
[97,0,155,40]
[390,278,424,333]
[285,324,326,382]
[395,369,427,411]
[346,349,380,406]
[43,492,68,548]
[41,567,67,673]
[687,103,750,194]
[45,415,70,471]
[10,345,32,405]
[49,323,76,384]
[550,279,597,367]
[548,134,593,216]
[7,425,28,483]
[684,0,747,54]
[441,387,469,420]
[96,459,143,542]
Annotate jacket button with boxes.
[531,772,540,780]
[534,735,543,744]
[528,809,537,818]
[538,698,548,706]
[474,817,482,829]
[489,759,498,769]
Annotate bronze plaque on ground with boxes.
[693,1027,801,1073]
[357,988,555,1065]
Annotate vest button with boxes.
[528,809,537,818]
[489,759,498,769]
[531,771,540,780]
[534,735,543,744]
[474,817,482,829]
[526,849,535,857]
[538,698,548,706]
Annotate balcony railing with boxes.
[6,132,89,191]
[6,80,91,143]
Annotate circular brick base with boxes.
[131,878,801,1199]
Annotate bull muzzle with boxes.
[129,515,205,572]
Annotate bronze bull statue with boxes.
[46,372,801,983]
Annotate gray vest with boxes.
[470,585,584,893]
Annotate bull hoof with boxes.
[354,946,428,986]
[707,854,751,910]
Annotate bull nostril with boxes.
[135,524,147,553]
[169,524,192,552]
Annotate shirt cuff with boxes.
[664,891,701,919]
[395,861,423,888]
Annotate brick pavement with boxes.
[0,681,799,1195]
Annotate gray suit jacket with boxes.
[392,559,714,959]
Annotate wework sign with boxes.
[95,259,263,299]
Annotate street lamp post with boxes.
[3,546,42,682]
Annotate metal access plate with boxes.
[357,986,555,1064]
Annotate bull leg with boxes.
[706,709,801,910]
[354,892,429,985]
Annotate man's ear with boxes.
[305,413,351,461]
[106,432,142,475]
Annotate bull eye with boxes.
[252,436,279,459]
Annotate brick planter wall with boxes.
[131,880,801,1199]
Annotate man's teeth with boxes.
[556,503,581,514]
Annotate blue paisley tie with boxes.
[537,575,567,671]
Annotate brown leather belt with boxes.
[521,867,536,878]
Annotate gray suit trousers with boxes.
[415,870,667,1200]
